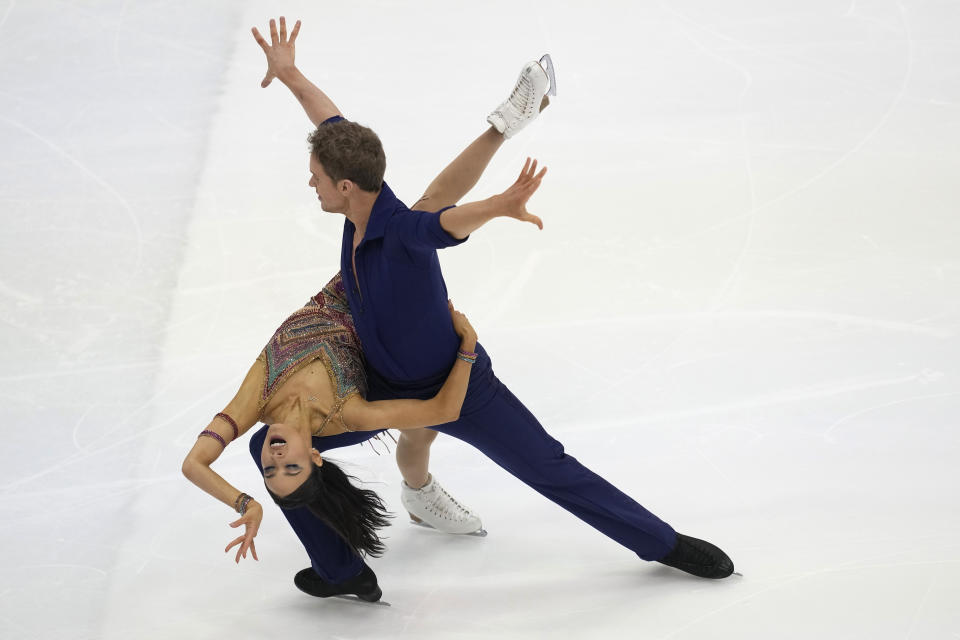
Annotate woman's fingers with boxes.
[289,19,301,42]
[225,534,244,553]
[279,16,287,40]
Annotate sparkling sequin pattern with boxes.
[257,273,367,414]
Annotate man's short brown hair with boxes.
[307,120,386,193]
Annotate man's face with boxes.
[309,155,347,213]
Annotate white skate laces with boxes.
[487,54,557,139]
[401,475,486,536]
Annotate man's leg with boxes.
[435,379,680,560]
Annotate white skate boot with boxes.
[487,54,557,139]
[401,475,487,536]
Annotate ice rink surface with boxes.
[2,0,959,638]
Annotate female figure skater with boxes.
[181,296,480,604]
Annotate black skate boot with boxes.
[657,533,735,579]
[294,564,383,602]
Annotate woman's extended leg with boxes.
[396,428,438,488]
[411,57,552,210]
[411,127,505,211]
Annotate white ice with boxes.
[1,1,959,638]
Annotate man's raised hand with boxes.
[497,158,548,230]
[251,16,301,88]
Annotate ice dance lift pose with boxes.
[182,17,735,604]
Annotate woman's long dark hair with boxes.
[265,460,392,557]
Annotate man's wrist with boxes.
[276,65,300,85]
[487,194,504,218]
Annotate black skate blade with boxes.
[539,54,557,96]
[331,594,392,607]
[409,519,488,537]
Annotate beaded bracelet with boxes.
[198,412,241,449]
[234,492,253,515]
[214,412,240,440]
[456,349,477,365]
[198,430,227,448]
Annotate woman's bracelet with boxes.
[457,348,478,365]
[197,412,241,449]
[214,412,240,440]
[198,430,227,448]
[234,492,254,515]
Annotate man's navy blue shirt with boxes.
[340,181,468,382]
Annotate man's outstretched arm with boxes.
[438,157,547,240]
[252,17,342,125]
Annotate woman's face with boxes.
[260,422,322,496]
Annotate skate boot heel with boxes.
[401,475,485,535]
[540,54,557,96]
[294,564,383,601]
[487,54,556,138]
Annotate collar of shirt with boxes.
[349,182,398,246]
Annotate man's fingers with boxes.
[536,166,548,181]
[524,214,544,230]
[528,159,538,178]
[269,18,279,45]
[279,16,287,41]
[289,20,301,42]
[519,157,531,178]
[261,73,273,88]
[251,27,269,52]
[251,543,259,562]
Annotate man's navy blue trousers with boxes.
[249,346,678,584]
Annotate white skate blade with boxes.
[409,518,488,537]
[331,594,392,607]
[539,54,557,96]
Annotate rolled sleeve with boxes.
[389,205,468,251]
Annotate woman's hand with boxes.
[448,300,477,345]
[251,16,301,88]
[224,500,262,563]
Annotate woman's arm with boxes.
[342,303,478,431]
[180,361,265,562]
[251,17,343,125]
